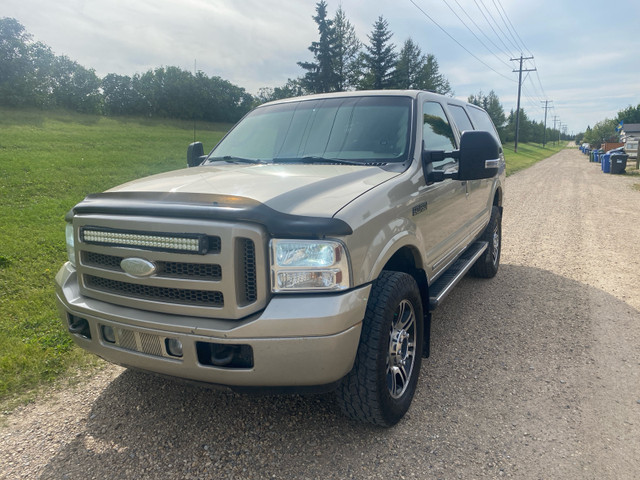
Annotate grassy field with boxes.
[0,109,567,408]
[0,108,231,408]
[502,141,567,176]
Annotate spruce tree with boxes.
[394,38,425,89]
[359,16,396,90]
[297,1,338,94]
[415,54,452,95]
[333,7,360,91]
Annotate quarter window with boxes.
[466,105,500,142]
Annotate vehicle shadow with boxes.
[38,264,639,480]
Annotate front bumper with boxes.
[55,263,369,387]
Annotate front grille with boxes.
[85,275,224,307]
[82,251,222,281]
[239,238,258,305]
[162,261,221,280]
[103,325,165,358]
[76,218,266,319]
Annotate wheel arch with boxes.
[493,184,503,213]
[379,245,429,320]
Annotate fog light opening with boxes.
[101,325,116,343]
[165,338,183,358]
[196,342,253,369]
[68,314,91,339]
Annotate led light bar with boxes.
[81,227,208,254]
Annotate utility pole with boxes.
[511,54,536,153]
[541,100,552,147]
[552,116,560,144]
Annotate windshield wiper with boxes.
[272,156,362,166]
[208,156,265,164]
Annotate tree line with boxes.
[1,8,562,145]
[0,17,253,122]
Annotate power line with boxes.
[491,0,525,54]
[452,0,513,59]
[494,0,533,56]
[406,0,515,82]
[440,0,512,70]
[474,0,516,57]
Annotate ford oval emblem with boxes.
[121,258,157,277]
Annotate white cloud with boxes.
[3,0,640,132]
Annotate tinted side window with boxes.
[447,104,474,133]
[422,102,456,151]
[423,101,457,171]
[466,105,500,142]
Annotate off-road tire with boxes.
[336,271,423,427]
[470,205,501,278]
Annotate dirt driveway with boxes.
[2,147,639,479]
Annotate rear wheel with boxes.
[470,205,501,278]
[336,271,423,427]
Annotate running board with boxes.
[428,241,488,311]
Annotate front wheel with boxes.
[336,271,423,427]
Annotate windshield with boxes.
[207,96,412,164]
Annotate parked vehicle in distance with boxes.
[56,90,505,426]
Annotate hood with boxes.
[107,163,399,217]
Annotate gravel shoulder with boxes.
[2,148,639,479]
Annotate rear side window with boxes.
[466,105,500,142]
[422,101,456,151]
[447,104,474,133]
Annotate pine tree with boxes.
[297,1,338,94]
[359,16,396,90]
[415,54,452,95]
[333,6,360,91]
[394,38,425,89]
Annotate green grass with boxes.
[0,108,231,408]
[502,142,567,176]
[0,109,567,408]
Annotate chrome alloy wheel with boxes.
[491,223,501,267]
[387,299,417,399]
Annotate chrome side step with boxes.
[428,241,488,311]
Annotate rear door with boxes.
[462,105,501,223]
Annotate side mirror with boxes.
[457,131,501,181]
[187,142,206,167]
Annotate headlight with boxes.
[65,222,76,267]
[270,239,351,292]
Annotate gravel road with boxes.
[2,147,639,479]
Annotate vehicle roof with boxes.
[260,89,477,110]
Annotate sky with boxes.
[3,0,639,134]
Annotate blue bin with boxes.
[594,150,600,163]
[602,153,611,173]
